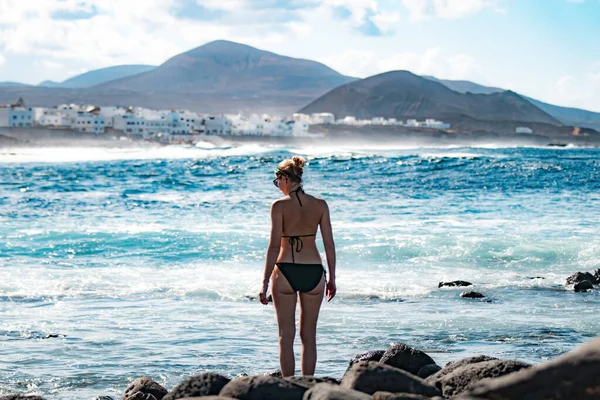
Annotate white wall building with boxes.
[310,113,335,124]
[73,110,105,134]
[516,127,533,134]
[0,98,33,127]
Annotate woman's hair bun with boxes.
[292,156,305,169]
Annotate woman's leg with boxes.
[272,268,298,377]
[298,275,325,376]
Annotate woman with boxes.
[259,155,336,377]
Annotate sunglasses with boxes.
[273,170,288,187]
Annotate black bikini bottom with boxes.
[276,263,325,293]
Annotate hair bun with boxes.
[292,156,305,169]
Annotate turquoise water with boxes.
[0,144,599,399]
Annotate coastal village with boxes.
[0,98,453,143]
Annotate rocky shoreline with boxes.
[2,336,598,400]
[1,269,598,400]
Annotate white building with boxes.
[0,98,33,127]
[73,107,105,134]
[310,113,335,124]
[516,127,533,134]
[35,108,68,127]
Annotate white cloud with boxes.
[401,0,494,20]
[37,59,64,69]
[318,47,488,82]
[546,74,600,112]
[0,51,5,66]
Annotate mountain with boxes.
[96,40,355,97]
[38,80,64,88]
[61,65,156,88]
[422,76,600,131]
[0,82,31,88]
[300,70,561,127]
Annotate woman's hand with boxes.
[326,279,337,302]
[259,283,269,305]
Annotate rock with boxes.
[176,397,237,400]
[372,392,434,400]
[285,376,340,388]
[341,361,441,397]
[426,355,499,386]
[379,343,436,375]
[163,373,230,399]
[416,364,441,379]
[460,291,485,299]
[595,269,600,283]
[95,397,117,400]
[219,375,307,400]
[438,281,473,288]
[463,336,600,400]
[431,359,531,397]
[349,350,386,367]
[122,377,168,400]
[0,396,48,400]
[235,373,249,379]
[264,369,283,378]
[303,383,371,399]
[574,280,594,292]
[566,271,598,285]
[526,276,545,280]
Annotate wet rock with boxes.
[349,350,386,368]
[264,369,283,377]
[526,276,545,280]
[416,364,442,379]
[438,281,472,288]
[431,359,531,397]
[341,361,441,397]
[219,375,307,400]
[177,397,237,400]
[122,377,168,400]
[595,269,600,283]
[163,373,230,400]
[566,271,598,285]
[285,376,339,388]
[379,343,436,375]
[574,280,594,292]
[303,383,371,399]
[0,396,48,400]
[95,397,117,400]
[460,291,485,299]
[372,392,434,400]
[463,336,600,400]
[426,355,499,386]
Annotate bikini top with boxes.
[282,187,316,262]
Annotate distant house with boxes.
[516,127,533,134]
[0,98,33,127]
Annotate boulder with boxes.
[0,397,48,400]
[303,383,372,399]
[286,376,340,388]
[379,343,436,375]
[163,373,230,399]
[219,375,307,400]
[341,361,441,397]
[416,364,441,379]
[95,397,116,400]
[349,350,386,367]
[426,355,499,386]
[431,359,531,397]
[372,392,435,400]
[574,280,594,292]
[566,271,598,285]
[595,269,600,283]
[463,336,600,399]
[176,397,237,400]
[438,281,472,288]
[123,377,168,400]
[460,291,485,299]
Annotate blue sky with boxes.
[0,0,599,112]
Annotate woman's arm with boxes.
[259,201,283,305]
[319,201,337,301]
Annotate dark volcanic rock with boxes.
[177,397,237,400]
[438,281,472,288]
[464,336,600,400]
[460,291,485,299]
[379,343,436,375]
[95,397,117,400]
[574,280,594,292]
[0,396,48,400]
[303,383,371,399]
[163,373,230,399]
[417,364,442,379]
[432,359,531,397]
[123,377,168,400]
[285,376,339,388]
[426,355,499,386]
[349,350,386,367]
[372,392,434,400]
[341,361,441,397]
[566,271,598,285]
[219,375,307,400]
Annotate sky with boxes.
[0,0,599,112]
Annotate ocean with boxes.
[1,143,599,399]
